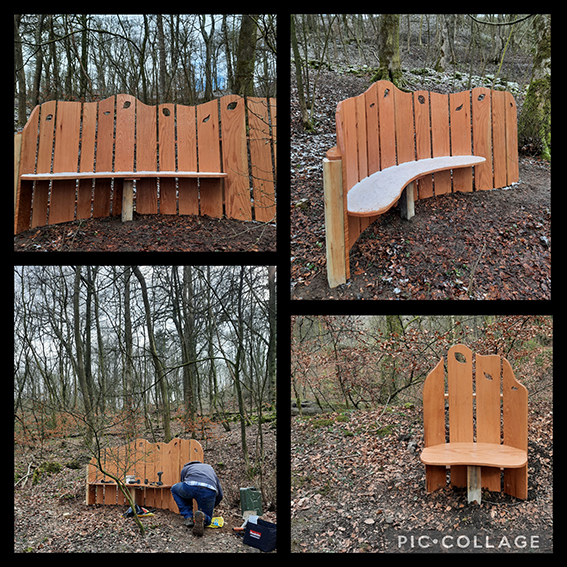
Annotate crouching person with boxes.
[171,461,223,536]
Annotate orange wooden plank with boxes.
[158,103,177,215]
[95,97,115,173]
[221,95,252,221]
[429,91,451,195]
[135,100,158,214]
[115,94,136,172]
[413,90,433,199]
[505,92,520,185]
[177,104,199,216]
[491,90,507,188]
[394,86,415,164]
[450,91,473,192]
[246,97,274,222]
[80,102,98,173]
[377,81,396,169]
[197,99,223,218]
[471,87,493,190]
[365,83,380,175]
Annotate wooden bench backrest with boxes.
[336,81,519,248]
[423,344,527,496]
[86,438,203,511]
[15,95,276,233]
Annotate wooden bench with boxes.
[420,344,528,504]
[86,438,203,512]
[14,94,276,234]
[323,80,519,287]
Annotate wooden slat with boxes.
[246,97,275,222]
[413,90,433,199]
[158,103,177,214]
[429,91,451,195]
[471,87,493,190]
[491,90,507,188]
[476,353,502,491]
[450,90,473,192]
[221,94,251,221]
[21,171,227,180]
[197,99,223,218]
[365,83,380,175]
[177,104,199,216]
[77,101,98,219]
[94,96,115,218]
[505,91,520,184]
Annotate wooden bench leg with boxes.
[122,180,134,222]
[400,181,415,220]
[323,156,347,287]
[467,465,482,504]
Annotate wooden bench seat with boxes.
[347,155,486,217]
[421,442,527,469]
[20,171,228,181]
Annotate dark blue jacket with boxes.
[180,462,223,507]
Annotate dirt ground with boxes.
[290,69,551,300]
[291,401,553,553]
[14,422,276,553]
[14,213,277,253]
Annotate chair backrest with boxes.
[15,94,276,233]
[423,344,527,450]
[335,80,519,198]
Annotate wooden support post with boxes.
[122,179,134,222]
[14,133,22,217]
[400,181,415,220]
[467,465,482,504]
[323,148,347,288]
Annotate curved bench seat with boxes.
[20,170,227,180]
[421,442,527,469]
[347,155,486,217]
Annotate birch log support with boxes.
[122,180,134,222]
[467,465,482,504]
[323,148,347,287]
[400,181,415,220]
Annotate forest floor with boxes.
[290,67,551,300]
[14,213,277,253]
[14,420,277,553]
[291,401,553,553]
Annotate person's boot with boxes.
[184,516,194,528]
[193,510,205,536]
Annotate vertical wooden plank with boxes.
[77,102,98,219]
[50,101,81,225]
[377,81,396,169]
[222,95,252,221]
[505,92,520,184]
[491,90,507,188]
[15,105,39,233]
[413,90,433,199]
[365,83,380,175]
[471,87,493,190]
[158,103,177,214]
[423,357,447,492]
[430,92,451,195]
[197,99,223,218]
[450,91,473,192]
[476,354,502,491]
[448,344,473,488]
[394,86,416,201]
[136,99,158,214]
[94,96,115,218]
[177,103,199,215]
[324,154,347,287]
[502,357,528,499]
[246,97,274,222]
[115,94,136,171]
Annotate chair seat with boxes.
[420,442,527,469]
[347,155,486,217]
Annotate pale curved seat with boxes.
[347,155,486,217]
[421,442,527,469]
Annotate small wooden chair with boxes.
[420,344,528,503]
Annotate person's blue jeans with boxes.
[170,482,216,525]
